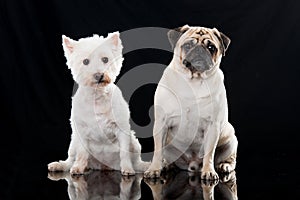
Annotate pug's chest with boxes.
[167,101,212,142]
[168,95,213,123]
[167,116,211,150]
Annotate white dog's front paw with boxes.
[70,165,86,175]
[144,167,161,179]
[201,168,219,180]
[48,161,66,172]
[121,168,135,176]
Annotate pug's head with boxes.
[168,25,230,77]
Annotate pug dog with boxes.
[144,25,238,180]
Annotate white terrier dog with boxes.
[48,32,149,175]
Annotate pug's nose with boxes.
[183,59,191,68]
[94,73,104,82]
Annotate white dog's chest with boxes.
[71,93,117,142]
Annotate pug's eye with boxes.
[183,43,192,51]
[83,58,90,65]
[207,43,216,54]
[101,57,109,63]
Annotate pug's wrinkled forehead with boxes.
[168,25,231,56]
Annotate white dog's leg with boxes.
[144,118,167,178]
[117,129,135,176]
[201,124,220,180]
[48,133,77,172]
[131,136,151,172]
[134,160,151,173]
[70,138,89,175]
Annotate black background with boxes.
[1,0,300,199]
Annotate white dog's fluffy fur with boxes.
[48,32,149,175]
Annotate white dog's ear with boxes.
[62,35,77,57]
[107,32,123,51]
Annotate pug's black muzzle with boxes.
[183,45,213,73]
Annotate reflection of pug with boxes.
[145,25,238,180]
[48,171,142,200]
[145,171,238,200]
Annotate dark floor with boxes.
[2,146,299,200]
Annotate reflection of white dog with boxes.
[48,32,149,175]
[48,171,143,200]
[145,25,238,180]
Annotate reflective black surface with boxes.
[47,170,237,200]
[3,151,299,200]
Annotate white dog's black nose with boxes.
[94,73,104,82]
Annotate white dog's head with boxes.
[62,32,123,88]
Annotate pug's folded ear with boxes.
[167,25,189,50]
[220,32,231,52]
[213,28,231,56]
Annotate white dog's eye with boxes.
[101,57,109,63]
[83,59,90,65]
